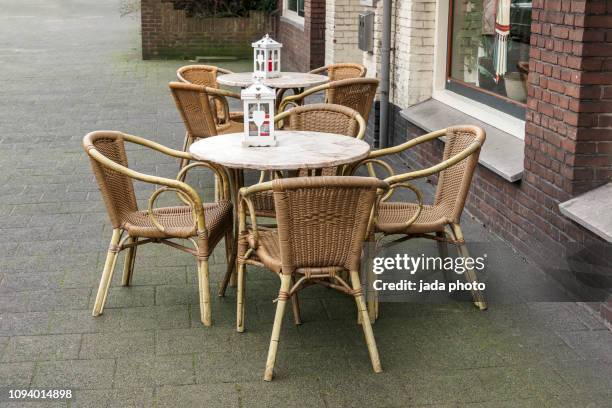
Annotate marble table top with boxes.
[217,72,329,89]
[189,131,370,171]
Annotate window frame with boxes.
[283,0,305,25]
[444,0,529,119]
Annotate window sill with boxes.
[559,183,612,243]
[400,99,524,182]
[433,89,525,139]
[280,14,304,30]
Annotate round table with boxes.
[217,72,329,89]
[189,131,369,171]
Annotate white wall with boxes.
[325,0,365,65]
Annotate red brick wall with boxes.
[141,0,273,59]
[383,0,612,322]
[276,0,325,72]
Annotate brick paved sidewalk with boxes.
[0,1,610,407]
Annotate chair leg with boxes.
[350,270,382,373]
[218,230,236,297]
[290,275,302,325]
[450,224,487,311]
[121,236,137,286]
[197,259,212,326]
[436,230,454,283]
[364,235,378,322]
[264,274,292,381]
[236,261,246,332]
[92,228,122,317]
[177,132,194,182]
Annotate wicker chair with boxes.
[177,64,233,88]
[237,176,389,380]
[215,104,367,297]
[349,125,488,319]
[83,131,235,326]
[278,78,379,124]
[169,81,244,175]
[309,62,367,81]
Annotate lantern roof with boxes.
[241,79,275,99]
[252,34,282,49]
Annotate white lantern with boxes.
[241,79,277,147]
[252,34,282,79]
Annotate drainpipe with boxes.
[379,0,392,148]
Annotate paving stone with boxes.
[71,387,154,408]
[0,312,51,336]
[79,331,154,359]
[155,327,232,356]
[1,334,81,363]
[115,354,195,388]
[0,362,35,387]
[32,359,115,389]
[88,286,155,309]
[156,383,239,408]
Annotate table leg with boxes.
[218,167,243,296]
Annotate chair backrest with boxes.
[169,81,219,139]
[311,63,367,81]
[433,126,485,223]
[272,176,388,273]
[325,78,379,123]
[176,64,232,87]
[83,131,138,229]
[281,103,364,138]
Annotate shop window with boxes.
[447,0,531,118]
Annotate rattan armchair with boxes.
[177,64,233,88]
[83,131,235,326]
[349,125,487,319]
[278,78,379,124]
[215,103,368,297]
[277,63,367,101]
[309,62,367,81]
[169,81,244,176]
[237,176,389,381]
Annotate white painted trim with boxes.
[432,0,525,140]
[282,0,305,26]
[433,89,526,139]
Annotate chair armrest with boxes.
[367,128,448,159]
[176,162,231,201]
[238,181,274,248]
[308,66,327,75]
[383,140,482,185]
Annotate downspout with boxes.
[379,0,392,148]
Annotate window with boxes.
[285,0,304,19]
[446,0,532,118]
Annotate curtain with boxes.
[492,0,511,82]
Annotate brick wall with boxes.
[376,0,612,322]
[324,0,362,65]
[141,0,273,59]
[276,0,326,72]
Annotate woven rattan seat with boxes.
[83,130,235,327]
[245,228,281,273]
[123,201,232,240]
[377,202,450,234]
[236,176,389,381]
